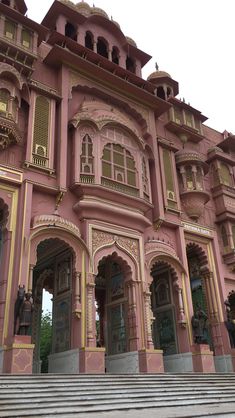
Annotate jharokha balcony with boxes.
[175,149,210,220]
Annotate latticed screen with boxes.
[0,89,9,112]
[221,225,229,248]
[220,163,232,187]
[80,134,94,174]
[33,96,50,158]
[194,118,201,133]
[174,108,182,124]
[185,111,193,127]
[102,143,136,187]
[142,158,149,196]
[21,29,31,48]
[196,167,203,190]
[232,225,235,248]
[185,166,194,190]
[4,20,16,40]
[162,149,177,208]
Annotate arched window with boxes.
[220,163,232,187]
[80,134,94,174]
[65,22,77,41]
[97,37,108,59]
[196,166,203,190]
[112,47,119,65]
[126,56,136,73]
[156,86,165,100]
[85,31,93,50]
[0,89,10,113]
[102,143,136,187]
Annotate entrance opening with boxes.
[32,238,73,373]
[151,262,178,355]
[186,244,211,347]
[95,254,128,356]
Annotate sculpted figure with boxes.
[18,293,34,336]
[191,305,208,344]
[14,285,25,334]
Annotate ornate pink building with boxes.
[0,0,235,374]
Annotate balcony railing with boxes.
[101,177,139,197]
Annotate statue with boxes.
[18,293,34,336]
[14,285,25,334]
[191,305,208,344]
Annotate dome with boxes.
[76,1,91,16]
[91,6,109,19]
[112,20,121,29]
[126,36,137,47]
[147,70,172,82]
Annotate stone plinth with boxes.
[3,335,34,374]
[79,347,105,373]
[191,344,215,373]
[230,348,235,372]
[138,349,164,373]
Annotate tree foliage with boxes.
[40,311,52,373]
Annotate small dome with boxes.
[91,6,109,19]
[112,20,121,29]
[147,70,172,82]
[126,36,137,47]
[76,1,91,16]
[59,0,76,7]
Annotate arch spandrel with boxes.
[0,63,26,91]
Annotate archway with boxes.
[32,238,74,373]
[150,260,179,356]
[95,251,138,373]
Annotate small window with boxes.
[85,32,93,50]
[2,0,10,5]
[185,111,193,127]
[112,47,119,65]
[185,166,194,190]
[80,134,94,174]
[21,29,31,49]
[102,143,136,187]
[97,37,108,59]
[4,20,16,40]
[221,225,229,248]
[220,163,232,187]
[0,89,9,113]
[126,56,135,73]
[65,22,77,41]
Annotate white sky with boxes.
[26,0,235,134]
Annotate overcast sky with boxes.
[27,0,235,134]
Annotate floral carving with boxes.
[92,229,139,262]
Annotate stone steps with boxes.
[0,374,235,417]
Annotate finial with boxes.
[155,62,159,71]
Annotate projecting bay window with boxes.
[101,143,139,197]
[162,148,177,209]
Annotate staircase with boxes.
[0,374,235,417]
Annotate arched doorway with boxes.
[186,243,211,347]
[32,238,74,373]
[95,252,137,373]
[150,261,178,356]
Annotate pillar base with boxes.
[3,335,34,374]
[79,347,105,373]
[231,348,235,372]
[191,344,215,373]
[138,349,164,373]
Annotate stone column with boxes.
[74,271,81,318]
[126,280,138,351]
[28,264,34,294]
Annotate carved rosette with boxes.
[92,229,139,262]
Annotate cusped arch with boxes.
[186,242,209,273]
[93,242,138,279]
[29,216,90,272]
[0,198,9,229]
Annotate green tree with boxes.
[40,311,52,373]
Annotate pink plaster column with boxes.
[126,280,139,351]
[79,347,105,374]
[86,273,96,347]
[191,344,215,373]
[138,349,164,373]
[143,289,154,349]
[3,335,34,374]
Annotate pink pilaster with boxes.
[191,344,215,373]
[3,336,34,374]
[138,349,164,373]
[79,347,105,374]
